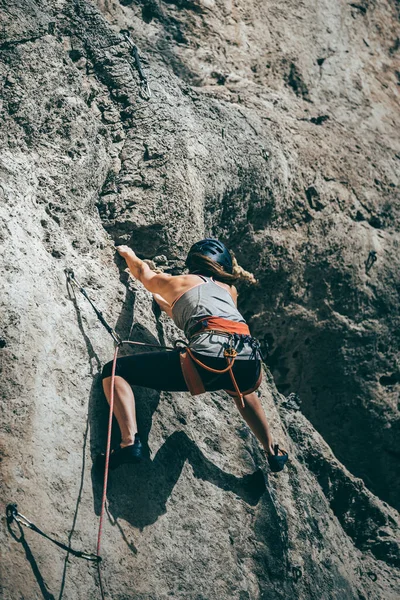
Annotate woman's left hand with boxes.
[116,245,136,260]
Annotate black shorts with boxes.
[102,349,261,394]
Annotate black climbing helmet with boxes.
[186,238,233,274]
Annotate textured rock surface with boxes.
[0,1,399,599]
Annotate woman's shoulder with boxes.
[212,278,235,292]
[212,279,238,305]
[163,274,206,306]
[171,274,206,285]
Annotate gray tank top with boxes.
[171,276,259,360]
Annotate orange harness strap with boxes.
[186,346,245,409]
[179,350,206,395]
[185,317,260,409]
[190,316,251,337]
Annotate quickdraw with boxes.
[365,250,377,273]
[6,504,100,562]
[120,29,151,100]
[65,269,122,345]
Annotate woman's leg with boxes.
[236,392,275,455]
[101,350,188,450]
[102,376,138,448]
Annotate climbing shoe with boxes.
[267,444,288,473]
[97,434,143,471]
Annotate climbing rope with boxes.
[96,342,118,599]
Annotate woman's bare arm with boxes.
[116,245,174,296]
[116,245,199,307]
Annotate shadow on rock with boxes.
[92,429,266,529]
[7,519,56,600]
[90,346,266,529]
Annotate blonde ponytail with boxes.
[231,255,258,284]
[187,252,257,285]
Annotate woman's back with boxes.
[171,275,245,336]
[171,276,257,360]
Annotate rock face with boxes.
[0,1,399,599]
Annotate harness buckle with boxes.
[224,347,238,359]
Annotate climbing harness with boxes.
[120,29,151,100]
[182,316,263,409]
[6,504,100,562]
[365,250,377,273]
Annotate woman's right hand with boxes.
[116,245,136,260]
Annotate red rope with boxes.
[95,340,175,598]
[94,338,244,598]
[97,344,119,557]
[96,343,119,599]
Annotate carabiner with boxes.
[140,80,151,100]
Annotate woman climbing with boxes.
[101,238,288,472]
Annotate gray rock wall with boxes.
[0,1,399,599]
